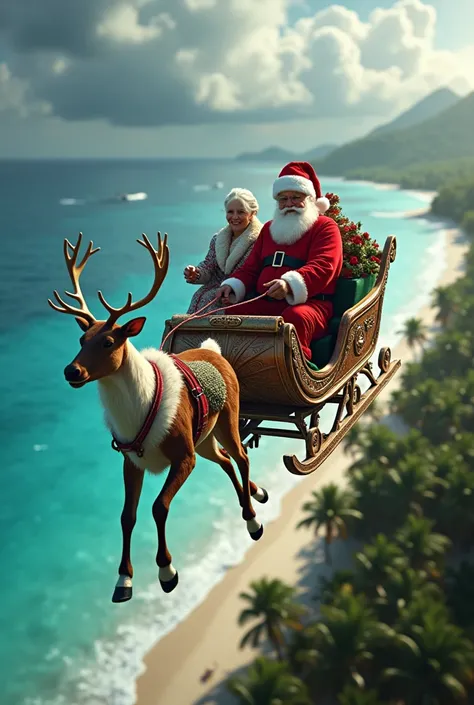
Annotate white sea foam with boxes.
[46,460,302,705]
[378,227,448,352]
[59,198,85,206]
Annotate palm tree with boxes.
[354,534,408,599]
[350,424,399,470]
[227,657,311,705]
[317,569,357,606]
[394,515,450,575]
[297,483,362,564]
[389,453,444,518]
[290,592,399,697]
[381,607,474,704]
[238,578,305,660]
[338,685,382,705]
[432,284,459,328]
[373,567,443,626]
[397,316,428,358]
[446,561,474,638]
[343,425,366,459]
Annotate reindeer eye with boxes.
[103,338,114,348]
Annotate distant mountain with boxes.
[235,146,296,162]
[371,87,460,136]
[302,143,338,160]
[316,91,474,176]
[235,143,338,162]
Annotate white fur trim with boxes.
[98,343,184,473]
[215,219,262,275]
[315,196,330,214]
[246,518,262,533]
[221,277,246,303]
[252,486,266,502]
[200,338,222,355]
[281,270,308,305]
[273,175,316,200]
[116,575,132,588]
[159,563,177,582]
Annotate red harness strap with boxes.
[111,361,164,458]
[170,354,209,444]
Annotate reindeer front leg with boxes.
[112,457,145,603]
[153,452,196,593]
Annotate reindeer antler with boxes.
[98,232,169,326]
[47,232,99,325]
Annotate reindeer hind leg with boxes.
[213,404,267,541]
[197,435,245,507]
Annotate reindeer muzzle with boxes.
[64,363,89,388]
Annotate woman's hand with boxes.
[263,279,290,300]
[184,265,200,283]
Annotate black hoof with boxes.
[253,487,269,504]
[160,571,179,593]
[112,585,132,603]
[250,524,264,541]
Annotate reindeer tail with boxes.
[200,338,222,355]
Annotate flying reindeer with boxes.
[48,232,268,602]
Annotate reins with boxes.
[159,291,268,351]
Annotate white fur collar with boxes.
[215,218,262,274]
[98,343,183,453]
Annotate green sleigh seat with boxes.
[309,274,377,370]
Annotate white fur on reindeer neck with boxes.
[98,341,183,466]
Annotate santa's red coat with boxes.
[221,215,343,359]
[223,215,342,306]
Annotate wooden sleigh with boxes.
[162,236,401,476]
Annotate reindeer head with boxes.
[48,231,169,388]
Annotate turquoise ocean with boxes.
[0,159,448,705]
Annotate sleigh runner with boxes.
[162,235,400,475]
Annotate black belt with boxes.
[260,252,334,302]
[262,252,306,269]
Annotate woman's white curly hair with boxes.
[224,187,259,214]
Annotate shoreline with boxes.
[134,225,468,705]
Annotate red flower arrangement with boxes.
[325,192,381,279]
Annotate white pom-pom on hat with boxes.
[315,196,330,214]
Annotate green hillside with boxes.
[371,87,459,136]
[316,91,474,175]
[345,156,474,191]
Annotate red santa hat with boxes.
[272,161,330,214]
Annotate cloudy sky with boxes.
[1,0,473,158]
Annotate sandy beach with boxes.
[135,227,467,705]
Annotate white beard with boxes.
[269,199,320,245]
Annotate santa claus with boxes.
[216,161,343,360]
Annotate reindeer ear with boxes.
[75,316,92,331]
[121,317,146,338]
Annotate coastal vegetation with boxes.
[225,167,474,704]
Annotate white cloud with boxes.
[96,5,174,43]
[0,62,50,117]
[0,0,472,126]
